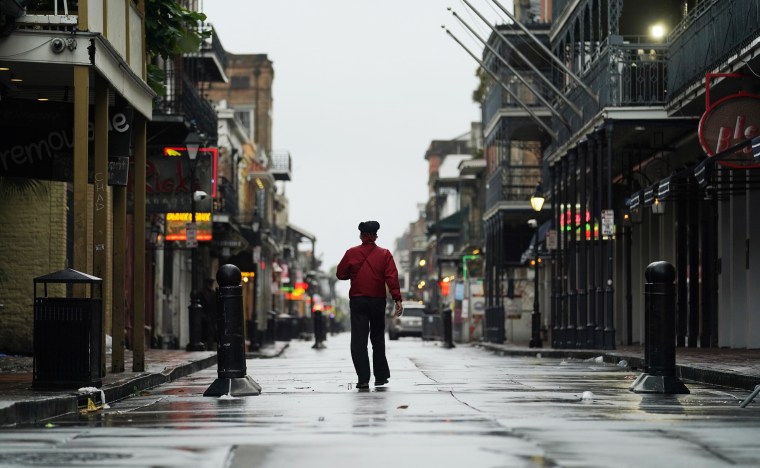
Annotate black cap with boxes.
[358,221,380,234]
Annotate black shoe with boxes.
[356,382,369,389]
[375,378,389,386]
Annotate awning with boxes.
[287,223,316,242]
[427,208,468,235]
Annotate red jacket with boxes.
[336,240,401,301]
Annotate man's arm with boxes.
[383,250,402,302]
[336,250,351,280]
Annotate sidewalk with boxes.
[0,341,288,427]
[476,342,760,391]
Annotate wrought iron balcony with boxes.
[270,151,292,181]
[483,70,552,128]
[16,0,78,28]
[668,0,760,100]
[485,164,541,211]
[184,25,228,83]
[152,64,218,142]
[553,35,668,143]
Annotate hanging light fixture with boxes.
[530,183,545,212]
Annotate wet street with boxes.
[2,334,760,467]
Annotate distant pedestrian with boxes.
[337,221,403,389]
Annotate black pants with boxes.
[350,297,390,383]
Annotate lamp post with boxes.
[185,128,206,351]
[529,184,545,348]
[249,212,261,351]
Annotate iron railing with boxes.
[270,151,292,181]
[485,164,541,211]
[201,26,228,71]
[153,63,218,141]
[668,0,760,99]
[483,70,553,127]
[551,36,668,145]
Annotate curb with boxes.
[476,343,759,391]
[0,354,218,427]
[245,342,289,360]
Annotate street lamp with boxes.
[185,127,206,351]
[530,183,545,212]
[529,185,544,348]
[248,211,262,351]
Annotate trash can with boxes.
[266,311,278,344]
[32,268,103,389]
[422,312,441,341]
[275,313,293,341]
[484,306,505,344]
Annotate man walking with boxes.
[337,221,403,389]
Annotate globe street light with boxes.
[529,182,544,348]
[185,127,206,351]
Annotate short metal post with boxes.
[187,292,205,351]
[442,308,455,349]
[204,264,261,397]
[630,261,689,394]
[312,310,325,349]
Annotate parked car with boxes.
[388,301,425,340]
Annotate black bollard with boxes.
[630,261,689,394]
[186,292,206,351]
[312,310,326,349]
[442,308,455,349]
[204,264,262,397]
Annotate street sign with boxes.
[185,222,198,248]
[546,229,557,250]
[601,209,615,236]
[252,246,261,263]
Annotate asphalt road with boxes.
[1,333,760,467]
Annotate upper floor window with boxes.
[231,76,249,89]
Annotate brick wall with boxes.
[0,182,115,355]
[0,181,67,354]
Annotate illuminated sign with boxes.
[241,272,255,278]
[165,212,212,241]
[162,147,219,197]
[699,90,760,169]
[140,146,218,213]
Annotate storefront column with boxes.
[676,178,688,347]
[72,66,89,277]
[567,150,578,348]
[688,176,700,347]
[93,75,110,377]
[578,141,588,348]
[592,134,603,347]
[558,157,568,347]
[132,116,147,372]
[700,188,718,348]
[550,165,559,348]
[586,135,597,348]
[604,123,616,349]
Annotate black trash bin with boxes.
[484,306,505,344]
[32,268,103,389]
[275,314,293,341]
[422,311,441,341]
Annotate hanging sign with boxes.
[546,229,557,250]
[601,209,615,236]
[698,90,760,168]
[185,222,198,248]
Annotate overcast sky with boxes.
[201,1,505,297]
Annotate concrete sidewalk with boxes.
[477,342,760,391]
[0,342,289,427]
